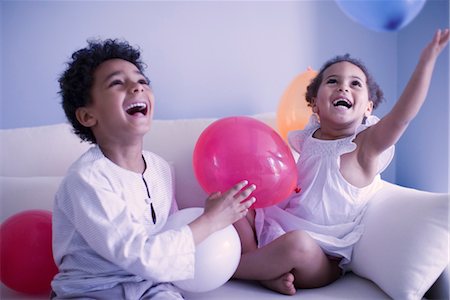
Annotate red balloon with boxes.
[0,210,58,295]
[193,116,298,209]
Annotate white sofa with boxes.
[1,113,449,300]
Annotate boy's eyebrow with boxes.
[103,71,122,84]
[103,70,145,84]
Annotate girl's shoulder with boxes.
[354,116,395,174]
[287,115,320,154]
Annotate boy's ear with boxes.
[75,107,97,127]
[365,100,374,118]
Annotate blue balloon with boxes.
[336,0,427,32]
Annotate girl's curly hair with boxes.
[305,54,384,110]
[59,39,147,144]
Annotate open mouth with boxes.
[125,102,148,116]
[333,98,352,109]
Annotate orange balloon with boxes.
[277,68,317,141]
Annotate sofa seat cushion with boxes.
[1,273,388,300]
[183,273,389,299]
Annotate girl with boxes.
[232,28,450,295]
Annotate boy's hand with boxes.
[189,180,256,245]
[203,180,256,232]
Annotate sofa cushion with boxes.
[0,113,277,207]
[0,124,90,177]
[350,181,449,300]
[0,176,63,223]
[182,273,389,299]
[142,113,278,209]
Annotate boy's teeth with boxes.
[126,102,146,110]
[126,102,147,114]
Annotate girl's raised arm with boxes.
[365,29,449,155]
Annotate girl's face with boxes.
[77,59,155,145]
[313,61,373,130]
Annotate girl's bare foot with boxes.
[260,272,296,295]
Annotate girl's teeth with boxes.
[333,99,351,108]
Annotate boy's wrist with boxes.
[198,212,221,234]
[188,213,217,245]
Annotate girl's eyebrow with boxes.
[350,75,364,81]
[325,74,364,81]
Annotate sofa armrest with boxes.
[350,181,449,300]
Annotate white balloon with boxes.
[163,207,241,293]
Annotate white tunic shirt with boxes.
[52,146,195,296]
[255,115,394,269]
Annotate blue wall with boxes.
[1,0,448,192]
[396,0,449,193]
[1,1,397,126]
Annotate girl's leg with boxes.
[233,211,296,295]
[233,212,341,294]
[233,209,258,253]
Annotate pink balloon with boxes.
[193,116,298,209]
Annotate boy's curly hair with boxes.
[59,39,147,144]
[305,54,384,110]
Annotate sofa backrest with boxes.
[0,113,278,216]
[0,123,91,177]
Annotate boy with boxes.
[51,39,256,299]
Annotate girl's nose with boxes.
[338,85,349,92]
[131,83,144,94]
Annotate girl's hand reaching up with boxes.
[366,28,449,159]
[420,28,449,63]
[189,180,256,245]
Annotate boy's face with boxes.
[77,59,154,145]
[313,61,372,127]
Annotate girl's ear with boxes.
[312,106,318,114]
[364,100,373,118]
[365,100,374,118]
[311,98,319,114]
[75,107,97,127]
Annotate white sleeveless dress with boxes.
[254,115,394,269]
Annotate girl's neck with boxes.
[314,126,355,140]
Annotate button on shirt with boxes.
[51,146,195,296]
